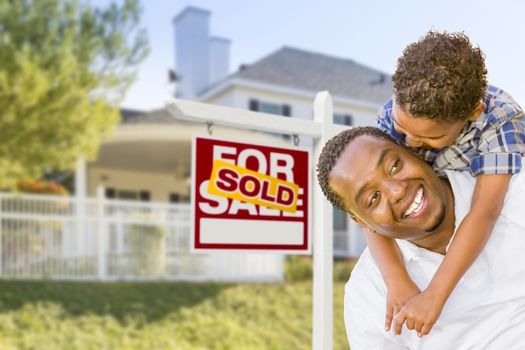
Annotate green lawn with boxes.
[0,280,349,350]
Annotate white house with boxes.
[87,6,393,272]
[1,7,393,281]
[170,7,393,257]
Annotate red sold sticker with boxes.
[191,135,311,253]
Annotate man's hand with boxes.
[385,279,420,332]
[392,289,446,337]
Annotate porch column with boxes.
[96,185,107,280]
[75,156,87,198]
[75,156,87,261]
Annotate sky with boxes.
[103,0,525,110]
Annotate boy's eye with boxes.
[390,159,400,175]
[368,191,381,207]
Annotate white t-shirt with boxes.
[344,168,525,350]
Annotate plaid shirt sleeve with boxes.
[470,115,525,176]
[377,99,407,142]
[377,99,394,133]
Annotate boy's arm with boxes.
[393,173,512,337]
[365,229,420,331]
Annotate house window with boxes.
[105,188,150,201]
[333,113,353,126]
[248,99,291,117]
[169,193,190,203]
[260,102,282,115]
[114,190,138,200]
[106,188,116,199]
[139,191,150,201]
[333,207,348,231]
[249,99,259,111]
[169,193,180,203]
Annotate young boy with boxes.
[373,31,525,337]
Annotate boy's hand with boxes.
[385,279,420,332]
[392,289,446,337]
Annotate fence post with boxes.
[0,195,3,276]
[75,156,87,258]
[313,91,334,350]
[96,185,107,280]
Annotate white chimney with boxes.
[173,7,211,99]
[209,37,231,86]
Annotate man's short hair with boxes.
[316,126,397,212]
[393,31,487,122]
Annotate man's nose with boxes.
[383,179,407,204]
[405,135,423,148]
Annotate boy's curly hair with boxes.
[392,31,487,122]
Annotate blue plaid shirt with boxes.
[377,85,525,177]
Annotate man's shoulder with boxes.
[345,249,381,295]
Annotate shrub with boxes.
[17,180,69,196]
[333,258,357,282]
[126,223,166,277]
[284,256,312,282]
[285,256,357,282]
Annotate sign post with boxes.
[167,91,345,350]
[312,92,334,350]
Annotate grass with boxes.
[0,279,350,350]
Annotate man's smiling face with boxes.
[328,135,451,241]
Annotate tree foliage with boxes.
[0,0,148,188]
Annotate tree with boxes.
[0,0,148,188]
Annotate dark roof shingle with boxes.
[120,108,202,126]
[226,46,392,104]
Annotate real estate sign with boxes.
[191,135,311,253]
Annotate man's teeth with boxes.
[404,187,423,218]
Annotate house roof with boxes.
[122,47,394,125]
[219,46,393,104]
[120,108,179,125]
[120,108,147,122]
[121,108,228,127]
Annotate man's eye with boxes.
[368,191,381,207]
[390,159,400,175]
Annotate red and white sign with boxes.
[191,135,311,253]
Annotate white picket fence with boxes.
[0,192,284,281]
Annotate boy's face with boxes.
[392,102,471,150]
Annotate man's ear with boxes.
[348,213,378,234]
[349,213,369,228]
[348,213,360,224]
[467,101,486,121]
